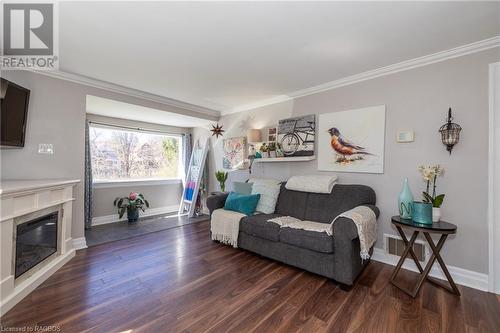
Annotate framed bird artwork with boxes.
[318,105,386,173]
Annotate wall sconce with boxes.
[247,129,262,174]
[439,107,461,154]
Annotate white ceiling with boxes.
[86,95,213,128]
[60,2,499,114]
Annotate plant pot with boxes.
[412,201,432,225]
[432,207,441,222]
[127,207,139,223]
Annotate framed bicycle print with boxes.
[277,114,315,157]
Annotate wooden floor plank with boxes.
[2,219,499,333]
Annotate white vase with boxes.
[432,207,441,222]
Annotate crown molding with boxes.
[223,36,500,115]
[30,70,221,119]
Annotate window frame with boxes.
[89,123,184,187]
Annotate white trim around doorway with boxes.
[488,62,500,294]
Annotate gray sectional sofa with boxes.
[206,183,379,287]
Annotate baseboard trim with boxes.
[371,247,489,292]
[91,205,179,226]
[72,237,88,250]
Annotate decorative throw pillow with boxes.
[233,181,253,195]
[224,192,261,216]
[251,182,281,214]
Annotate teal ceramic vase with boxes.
[398,178,414,219]
[412,202,433,225]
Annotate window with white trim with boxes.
[89,125,182,182]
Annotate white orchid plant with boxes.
[418,165,445,208]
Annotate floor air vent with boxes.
[385,234,426,262]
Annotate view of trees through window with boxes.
[90,126,182,181]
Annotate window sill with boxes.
[93,178,182,189]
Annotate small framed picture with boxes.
[268,127,277,142]
[397,130,414,143]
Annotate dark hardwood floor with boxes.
[85,213,209,247]
[2,220,499,332]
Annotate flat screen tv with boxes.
[1,78,30,148]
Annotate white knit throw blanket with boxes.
[285,175,337,193]
[211,208,246,248]
[332,206,377,259]
[268,205,377,259]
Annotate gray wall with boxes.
[0,71,199,239]
[1,71,87,240]
[194,48,500,274]
[92,183,182,217]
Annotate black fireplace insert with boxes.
[15,211,58,278]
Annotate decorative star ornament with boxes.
[210,123,225,138]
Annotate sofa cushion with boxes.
[274,184,308,219]
[240,214,282,242]
[233,182,253,195]
[304,184,376,223]
[252,182,281,214]
[279,227,334,254]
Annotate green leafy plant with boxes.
[215,170,228,192]
[113,192,150,219]
[418,165,445,208]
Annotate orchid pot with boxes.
[418,165,445,223]
[432,207,441,223]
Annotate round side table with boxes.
[390,216,460,298]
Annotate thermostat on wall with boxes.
[396,130,414,143]
[38,143,54,154]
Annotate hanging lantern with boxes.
[439,107,461,154]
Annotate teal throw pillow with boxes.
[224,192,261,216]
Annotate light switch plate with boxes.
[38,143,54,154]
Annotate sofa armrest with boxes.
[332,205,379,241]
[333,216,359,241]
[364,204,380,218]
[206,192,229,216]
[332,204,379,285]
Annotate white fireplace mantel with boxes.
[0,179,80,316]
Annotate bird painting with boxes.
[328,127,373,163]
[318,106,385,173]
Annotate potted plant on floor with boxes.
[114,192,150,223]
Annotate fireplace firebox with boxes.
[15,211,58,278]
